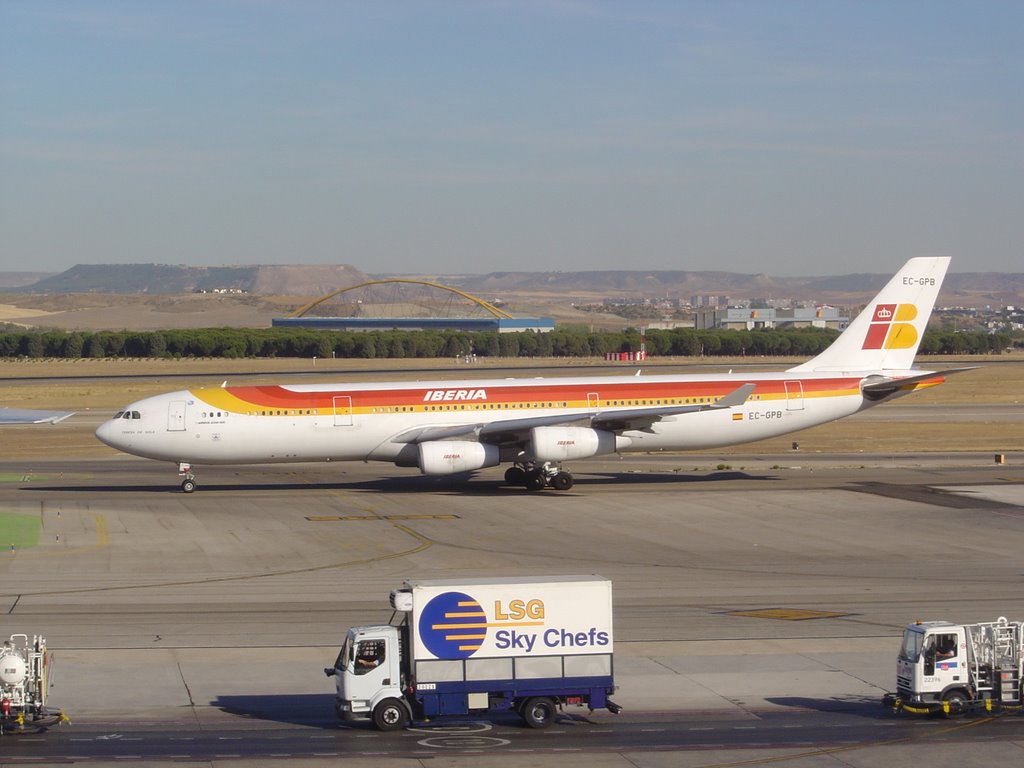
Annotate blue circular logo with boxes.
[419,591,487,659]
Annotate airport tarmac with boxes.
[2,450,1024,765]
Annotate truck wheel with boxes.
[372,698,409,731]
[521,697,556,728]
[942,689,968,717]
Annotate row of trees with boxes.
[0,325,1015,360]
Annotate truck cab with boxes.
[327,625,411,731]
[896,621,969,712]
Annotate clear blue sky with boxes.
[2,1,1021,275]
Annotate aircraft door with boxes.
[587,392,601,412]
[333,395,353,426]
[784,381,805,411]
[167,400,187,431]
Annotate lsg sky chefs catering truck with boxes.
[325,576,621,730]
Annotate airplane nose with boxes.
[95,420,118,448]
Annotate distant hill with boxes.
[19,264,370,295]
[0,272,54,289]
[425,270,1024,304]
[9,263,1024,305]
[435,270,778,295]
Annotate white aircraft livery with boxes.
[97,257,958,493]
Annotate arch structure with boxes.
[286,279,514,320]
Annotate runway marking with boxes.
[2,511,434,597]
[93,513,108,547]
[673,713,1006,767]
[306,514,460,521]
[729,608,850,621]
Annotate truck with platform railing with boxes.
[325,576,620,730]
[1,634,66,735]
[882,616,1024,716]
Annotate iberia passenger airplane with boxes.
[97,257,958,493]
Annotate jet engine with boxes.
[529,427,616,462]
[418,441,500,475]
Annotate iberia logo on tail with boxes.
[862,304,919,350]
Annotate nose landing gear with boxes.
[178,462,197,493]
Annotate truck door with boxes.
[923,631,963,691]
[344,637,395,703]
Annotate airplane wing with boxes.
[592,382,756,432]
[391,413,592,446]
[0,408,75,425]
[860,369,977,401]
[389,383,756,446]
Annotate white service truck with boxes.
[325,576,621,730]
[1,634,63,735]
[882,616,1024,715]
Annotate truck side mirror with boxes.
[324,667,337,677]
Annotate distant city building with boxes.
[645,319,696,330]
[695,306,848,331]
[690,294,731,308]
[602,296,652,307]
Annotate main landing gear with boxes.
[504,462,574,492]
[178,462,197,493]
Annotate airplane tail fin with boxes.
[787,256,950,373]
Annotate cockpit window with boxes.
[131,411,141,419]
[114,411,125,419]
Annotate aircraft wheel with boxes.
[181,479,196,493]
[550,472,574,491]
[525,472,546,491]
[505,466,526,485]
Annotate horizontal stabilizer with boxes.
[860,368,977,400]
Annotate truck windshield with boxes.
[899,628,925,661]
[335,635,352,671]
